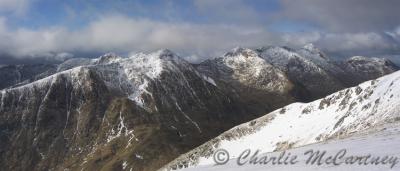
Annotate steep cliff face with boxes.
[0,66,113,170]
[0,50,247,171]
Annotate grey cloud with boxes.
[282,30,400,58]
[278,0,400,32]
[0,15,280,63]
[0,14,399,64]
[319,32,398,51]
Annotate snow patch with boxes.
[107,112,136,143]
[122,161,128,170]
[202,75,217,86]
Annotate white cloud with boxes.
[0,0,30,15]
[0,15,280,61]
[0,14,399,63]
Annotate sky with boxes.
[0,0,400,64]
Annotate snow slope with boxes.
[179,122,400,171]
[162,70,400,170]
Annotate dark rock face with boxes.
[0,68,111,170]
[0,47,398,171]
[283,55,344,100]
[0,52,247,171]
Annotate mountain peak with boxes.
[299,43,330,60]
[303,43,318,51]
[95,52,123,64]
[223,47,259,58]
[231,46,244,51]
[155,49,175,56]
[224,46,243,55]
[302,43,324,54]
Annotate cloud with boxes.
[316,32,400,57]
[320,33,397,51]
[67,15,280,59]
[279,30,400,57]
[0,15,282,62]
[0,14,399,64]
[278,0,400,32]
[0,0,31,15]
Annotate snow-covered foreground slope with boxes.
[162,70,400,170]
[179,122,400,171]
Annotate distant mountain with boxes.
[339,56,399,84]
[0,45,398,171]
[197,47,295,115]
[256,45,345,100]
[162,70,400,170]
[0,64,57,89]
[197,44,398,113]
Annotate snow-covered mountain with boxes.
[197,47,296,114]
[162,70,400,170]
[339,56,399,84]
[256,45,345,100]
[0,49,249,171]
[197,44,398,111]
[0,45,398,171]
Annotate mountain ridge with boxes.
[0,45,399,171]
[162,70,400,170]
